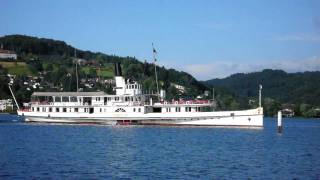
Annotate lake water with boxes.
[0,115,319,179]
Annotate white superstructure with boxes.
[17,63,263,127]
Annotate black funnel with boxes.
[114,62,122,76]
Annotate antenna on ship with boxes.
[212,87,215,111]
[259,84,262,108]
[212,88,215,101]
[152,43,160,99]
[74,48,79,92]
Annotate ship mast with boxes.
[74,49,79,92]
[212,88,215,101]
[259,84,262,108]
[152,43,159,99]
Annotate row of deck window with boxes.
[133,108,141,112]
[31,106,202,113]
[126,84,141,89]
[32,107,79,113]
[36,96,141,103]
[31,107,141,113]
[53,96,78,102]
[32,107,99,113]
[166,107,201,112]
[166,107,181,112]
[96,96,142,102]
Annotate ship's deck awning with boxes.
[32,91,108,97]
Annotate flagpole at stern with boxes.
[152,43,160,99]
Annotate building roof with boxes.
[32,91,108,97]
[0,49,16,54]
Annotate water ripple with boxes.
[0,117,320,179]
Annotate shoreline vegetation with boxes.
[0,34,319,118]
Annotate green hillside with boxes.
[203,69,320,117]
[0,62,35,76]
[0,35,209,107]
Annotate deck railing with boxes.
[159,100,212,105]
[29,99,214,107]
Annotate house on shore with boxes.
[171,83,186,93]
[0,99,13,111]
[282,108,295,117]
[0,45,17,60]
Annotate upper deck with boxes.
[29,91,151,107]
[28,91,214,109]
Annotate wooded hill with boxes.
[203,69,320,117]
[0,35,208,106]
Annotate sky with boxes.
[1,0,320,80]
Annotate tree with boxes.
[88,68,97,78]
[125,63,143,80]
[45,63,53,71]
[263,97,281,116]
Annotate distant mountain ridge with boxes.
[204,69,320,106]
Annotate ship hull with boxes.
[20,108,263,127]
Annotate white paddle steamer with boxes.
[17,63,263,127]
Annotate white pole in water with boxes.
[8,84,20,110]
[277,110,282,133]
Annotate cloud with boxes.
[274,33,320,42]
[182,56,320,80]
